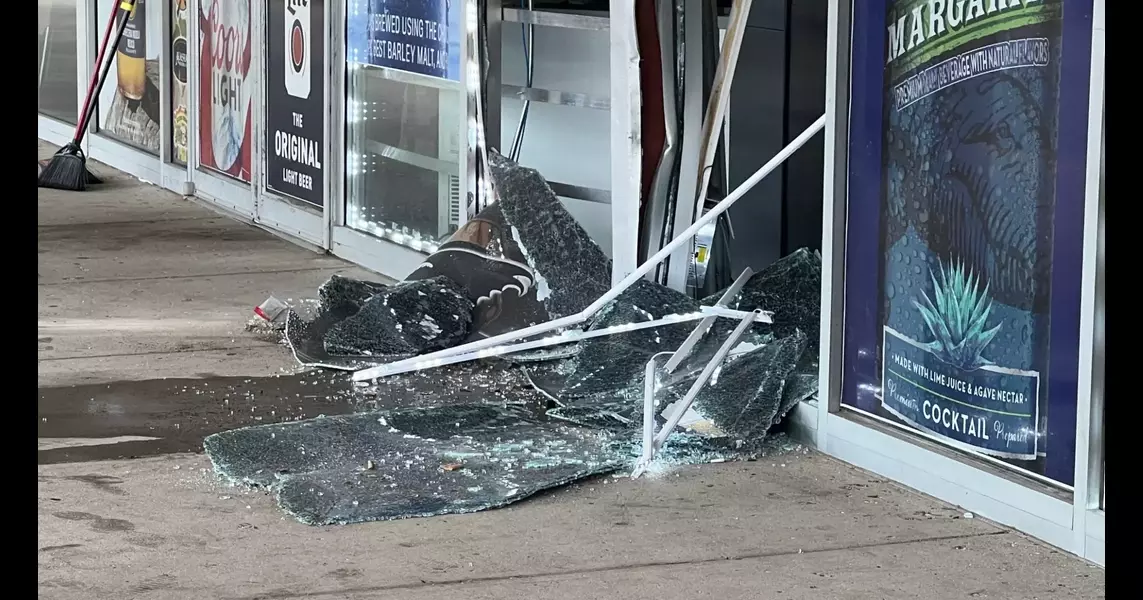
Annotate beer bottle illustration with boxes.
[116,0,147,101]
[172,0,189,162]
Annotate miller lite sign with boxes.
[284,0,310,99]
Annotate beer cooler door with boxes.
[253,0,328,246]
[187,0,257,218]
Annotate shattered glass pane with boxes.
[204,405,624,525]
[213,151,825,526]
[486,150,612,318]
[704,248,823,352]
[354,361,550,414]
[559,280,699,402]
[686,330,809,443]
[324,276,474,358]
[284,276,394,370]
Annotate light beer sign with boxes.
[200,0,252,179]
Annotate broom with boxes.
[39,0,135,191]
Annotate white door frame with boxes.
[185,0,256,219]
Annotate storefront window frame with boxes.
[1072,0,1104,561]
[251,0,329,247]
[38,0,84,125]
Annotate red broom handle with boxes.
[74,1,126,140]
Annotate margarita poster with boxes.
[842,0,1093,485]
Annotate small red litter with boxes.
[254,296,289,324]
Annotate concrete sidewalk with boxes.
[37,142,1104,600]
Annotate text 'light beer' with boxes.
[116,0,147,101]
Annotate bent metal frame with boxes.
[352,0,823,478]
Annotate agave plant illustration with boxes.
[912,259,1003,370]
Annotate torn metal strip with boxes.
[352,117,825,383]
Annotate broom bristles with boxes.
[38,143,93,192]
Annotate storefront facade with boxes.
[37,0,1104,564]
[38,0,634,280]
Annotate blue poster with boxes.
[842,0,1093,485]
[347,0,462,81]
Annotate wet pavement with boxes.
[37,373,356,464]
[37,359,557,465]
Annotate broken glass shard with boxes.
[486,150,612,318]
[323,275,474,358]
[204,405,623,525]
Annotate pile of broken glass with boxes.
[205,151,822,525]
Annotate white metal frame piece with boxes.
[352,114,824,381]
[632,266,757,476]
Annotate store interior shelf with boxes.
[501,84,611,110]
[364,140,460,176]
[548,181,612,204]
[353,63,464,92]
[502,8,610,30]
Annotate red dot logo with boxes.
[290,20,305,73]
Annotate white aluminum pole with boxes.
[817,0,850,447]
[352,115,825,382]
[662,266,754,372]
[641,352,674,465]
[1071,0,1105,557]
[357,307,770,379]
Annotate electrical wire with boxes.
[508,0,535,161]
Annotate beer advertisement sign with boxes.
[346,0,461,81]
[198,0,253,182]
[97,0,162,155]
[266,0,325,207]
[841,0,1094,485]
[171,0,190,164]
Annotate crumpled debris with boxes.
[324,276,474,358]
[212,154,823,526]
[404,203,552,343]
[486,150,612,318]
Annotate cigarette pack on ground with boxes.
[254,296,289,324]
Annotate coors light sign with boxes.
[199,0,252,180]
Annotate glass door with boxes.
[87,0,180,186]
[251,0,328,246]
[330,0,471,277]
[186,0,255,217]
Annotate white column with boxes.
[609,0,642,286]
